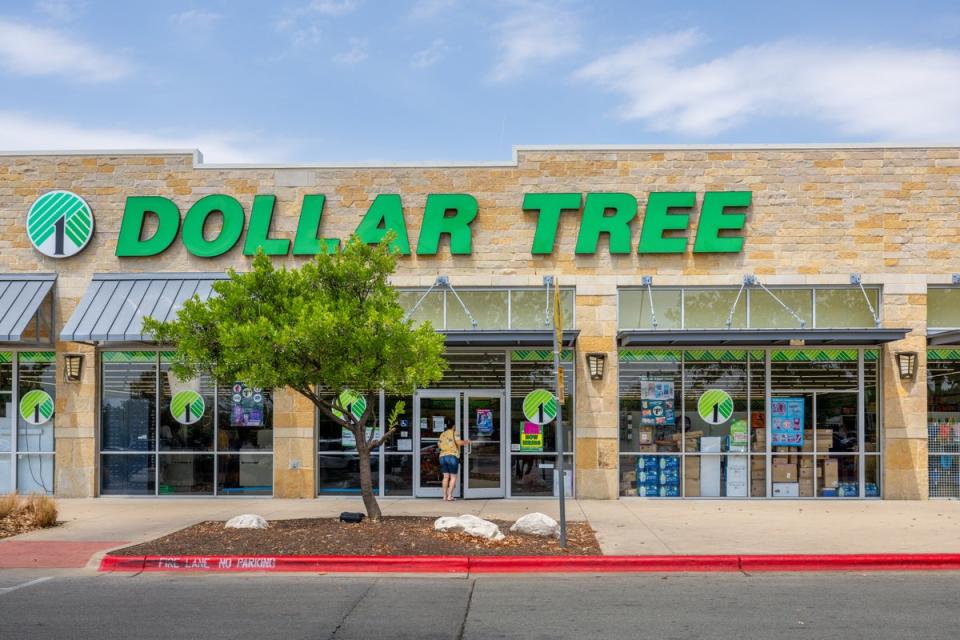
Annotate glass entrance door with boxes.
[463,391,506,499]
[414,391,459,498]
[414,389,506,499]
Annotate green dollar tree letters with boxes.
[574,193,636,254]
[116,196,182,257]
[523,193,581,255]
[355,194,411,254]
[416,193,478,255]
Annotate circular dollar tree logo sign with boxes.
[523,388,557,425]
[333,389,366,422]
[698,389,734,425]
[170,390,205,425]
[20,390,54,425]
[27,190,95,258]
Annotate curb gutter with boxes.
[98,554,960,574]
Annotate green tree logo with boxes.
[523,388,557,425]
[20,389,54,425]
[333,389,366,422]
[27,190,95,258]
[170,390,205,425]
[698,389,734,425]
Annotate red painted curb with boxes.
[99,553,960,573]
[100,555,468,573]
[739,554,960,572]
[468,555,740,573]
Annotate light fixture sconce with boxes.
[586,352,606,380]
[64,353,84,383]
[895,351,918,381]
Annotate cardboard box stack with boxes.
[820,458,839,496]
[636,456,680,497]
[750,456,765,496]
[684,456,700,497]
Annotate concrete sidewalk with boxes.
[3,497,960,566]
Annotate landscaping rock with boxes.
[225,514,268,529]
[510,512,560,538]
[434,514,504,541]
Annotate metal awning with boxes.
[928,329,960,346]
[443,329,579,347]
[61,273,228,343]
[618,328,910,347]
[0,274,55,342]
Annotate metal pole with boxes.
[553,318,567,548]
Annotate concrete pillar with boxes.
[54,342,97,497]
[272,387,316,498]
[574,288,619,499]
[881,288,928,499]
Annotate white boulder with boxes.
[434,514,504,541]
[510,512,560,538]
[225,514,268,529]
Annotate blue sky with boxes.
[1,0,960,162]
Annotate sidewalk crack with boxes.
[328,578,377,640]
[456,578,476,640]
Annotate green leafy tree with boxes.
[144,236,446,520]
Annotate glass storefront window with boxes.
[510,357,573,453]
[928,288,960,329]
[17,353,55,494]
[318,453,379,495]
[158,454,214,495]
[684,290,746,329]
[0,355,12,494]
[159,365,214,451]
[511,454,573,497]
[511,289,574,330]
[397,290,444,328]
[217,386,273,451]
[218,454,272,496]
[618,289,682,330]
[383,454,413,496]
[99,351,275,496]
[446,291,508,330]
[749,288,812,328]
[618,352,681,455]
[928,354,960,497]
[619,349,880,498]
[618,286,881,330]
[814,288,879,328]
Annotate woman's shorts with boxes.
[439,455,459,474]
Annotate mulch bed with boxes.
[0,513,59,540]
[110,516,602,556]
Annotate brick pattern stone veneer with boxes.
[2,146,955,499]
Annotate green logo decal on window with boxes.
[523,388,557,425]
[333,389,366,422]
[697,389,733,425]
[20,389,54,425]
[27,190,95,258]
[170,390,205,425]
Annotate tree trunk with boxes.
[356,440,382,521]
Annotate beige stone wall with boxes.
[3,146,959,499]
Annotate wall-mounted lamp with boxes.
[64,353,84,383]
[895,351,918,381]
[586,353,606,380]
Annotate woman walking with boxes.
[438,418,470,501]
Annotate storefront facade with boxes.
[0,144,952,500]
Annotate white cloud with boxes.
[170,9,222,30]
[309,0,359,16]
[411,38,448,68]
[409,0,456,20]
[574,30,960,140]
[0,18,132,82]
[334,37,368,64]
[0,111,288,163]
[35,0,86,21]
[488,1,580,82]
